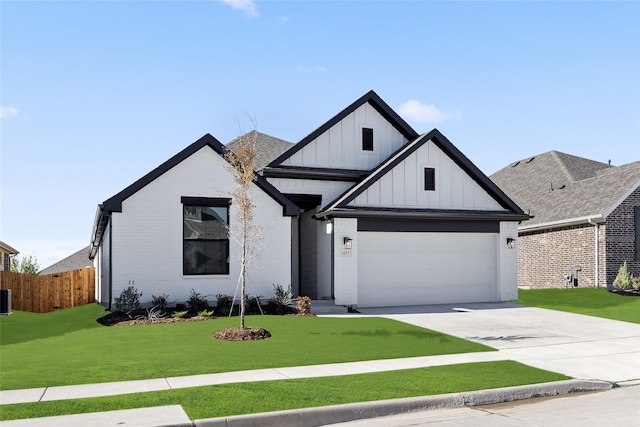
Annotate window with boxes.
[424,167,436,191]
[182,197,230,275]
[362,128,373,151]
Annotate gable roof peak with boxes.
[267,90,418,167]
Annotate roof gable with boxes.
[267,90,418,169]
[318,129,527,220]
[100,133,298,216]
[490,151,640,229]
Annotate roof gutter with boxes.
[519,214,605,232]
[316,208,530,222]
[89,205,111,260]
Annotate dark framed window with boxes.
[424,167,436,191]
[362,127,373,151]
[182,197,230,275]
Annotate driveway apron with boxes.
[353,303,640,384]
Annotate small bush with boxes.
[114,286,142,312]
[171,311,188,318]
[246,294,263,314]
[613,262,635,291]
[271,284,292,307]
[151,294,172,313]
[215,294,235,316]
[198,309,215,317]
[187,289,209,312]
[136,306,165,322]
[297,296,311,315]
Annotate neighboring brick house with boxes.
[491,151,640,289]
[0,241,19,272]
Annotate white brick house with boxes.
[90,91,527,309]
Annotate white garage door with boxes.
[357,232,497,307]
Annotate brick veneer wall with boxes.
[518,223,600,289]
[604,187,640,288]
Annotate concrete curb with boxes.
[194,380,612,427]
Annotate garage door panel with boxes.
[357,232,497,307]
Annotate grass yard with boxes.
[0,361,569,421]
[0,304,495,390]
[517,287,640,324]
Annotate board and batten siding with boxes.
[350,139,505,211]
[108,146,291,307]
[280,103,409,171]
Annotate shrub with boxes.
[171,311,188,318]
[215,294,235,316]
[198,309,215,317]
[114,286,142,312]
[613,262,635,291]
[136,306,165,322]
[151,294,172,313]
[296,296,311,315]
[187,289,209,312]
[246,294,263,314]
[271,284,292,307]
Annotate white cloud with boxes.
[398,100,456,124]
[220,0,258,18]
[296,65,328,72]
[278,16,290,24]
[0,106,19,120]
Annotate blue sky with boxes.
[1,0,639,268]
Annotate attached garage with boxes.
[357,231,498,307]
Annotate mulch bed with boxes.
[97,310,214,326]
[213,327,272,341]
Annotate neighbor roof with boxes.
[490,151,640,230]
[40,246,92,275]
[0,241,19,255]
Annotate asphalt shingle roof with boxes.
[490,151,640,228]
[226,131,294,171]
[40,246,93,275]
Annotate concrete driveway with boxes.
[352,303,640,385]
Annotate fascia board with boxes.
[519,214,605,232]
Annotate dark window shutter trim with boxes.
[362,128,373,151]
[424,168,435,191]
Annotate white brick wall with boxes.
[108,147,291,307]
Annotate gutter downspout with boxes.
[588,218,599,287]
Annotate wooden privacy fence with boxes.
[0,267,95,313]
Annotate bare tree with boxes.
[224,129,261,329]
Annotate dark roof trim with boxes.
[100,133,298,216]
[102,134,224,212]
[318,129,527,217]
[315,207,530,222]
[267,90,419,167]
[262,166,369,182]
[91,133,300,259]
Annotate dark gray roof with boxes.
[490,151,640,229]
[40,246,92,275]
[226,131,294,170]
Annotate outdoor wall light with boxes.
[325,222,333,235]
[343,237,353,250]
[506,238,515,249]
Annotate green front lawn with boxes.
[0,361,569,421]
[0,304,494,390]
[517,287,640,324]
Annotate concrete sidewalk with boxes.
[2,303,639,426]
